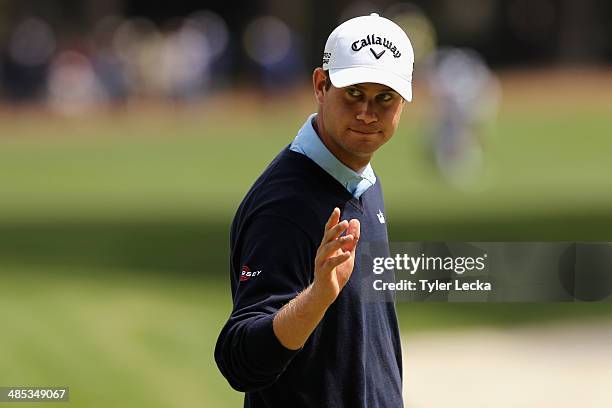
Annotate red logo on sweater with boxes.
[240,265,262,282]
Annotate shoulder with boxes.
[233,148,330,243]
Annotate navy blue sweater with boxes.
[215,147,403,407]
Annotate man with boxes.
[215,13,414,407]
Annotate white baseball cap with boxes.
[322,13,414,102]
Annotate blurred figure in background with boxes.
[1,17,55,103]
[47,49,108,115]
[243,15,304,94]
[91,16,130,104]
[0,10,231,112]
[425,47,501,187]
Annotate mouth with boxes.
[349,128,381,135]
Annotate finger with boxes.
[318,234,354,259]
[322,219,348,245]
[322,251,351,271]
[317,231,351,262]
[325,207,340,231]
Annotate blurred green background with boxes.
[2,1,612,406]
[1,75,612,406]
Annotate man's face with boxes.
[313,68,404,170]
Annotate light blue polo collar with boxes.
[290,113,377,199]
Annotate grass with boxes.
[1,107,611,224]
[2,264,612,408]
[0,265,242,408]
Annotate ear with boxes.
[313,67,327,105]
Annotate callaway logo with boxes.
[240,265,262,282]
[352,34,402,58]
[370,49,385,59]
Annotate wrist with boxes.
[309,280,337,308]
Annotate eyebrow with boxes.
[351,84,396,93]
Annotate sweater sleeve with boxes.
[214,214,316,392]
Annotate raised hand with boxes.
[313,207,361,303]
[272,207,361,350]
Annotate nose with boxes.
[356,102,378,124]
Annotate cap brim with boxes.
[329,66,412,102]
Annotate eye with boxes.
[346,87,362,98]
[377,92,394,103]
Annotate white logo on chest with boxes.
[376,209,385,224]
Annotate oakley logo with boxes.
[240,265,262,282]
[352,34,402,58]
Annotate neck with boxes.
[313,114,370,172]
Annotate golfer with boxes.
[215,13,414,407]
